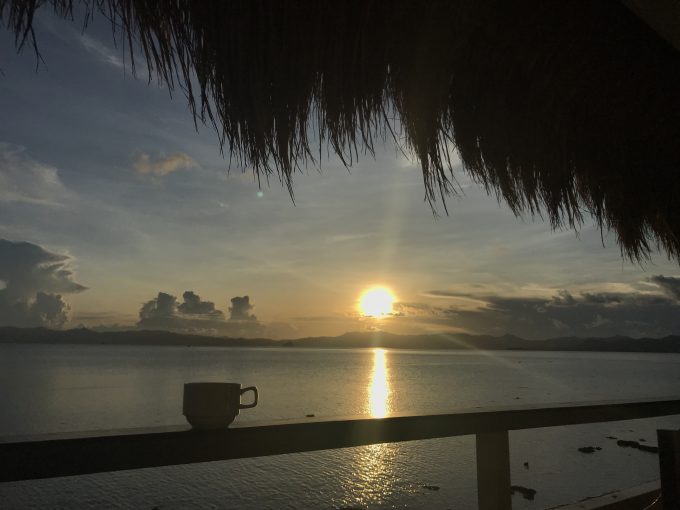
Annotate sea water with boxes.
[1,344,679,509]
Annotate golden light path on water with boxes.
[339,348,399,508]
[369,348,390,418]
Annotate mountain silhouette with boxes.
[1,327,679,353]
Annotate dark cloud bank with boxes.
[1,239,679,341]
[0,239,86,328]
[138,291,264,337]
[398,276,680,339]
[0,239,282,337]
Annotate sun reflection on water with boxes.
[335,348,399,508]
[368,348,390,418]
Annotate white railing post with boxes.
[476,430,512,510]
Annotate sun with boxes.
[358,287,395,318]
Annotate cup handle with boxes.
[239,386,258,409]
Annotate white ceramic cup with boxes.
[183,382,258,430]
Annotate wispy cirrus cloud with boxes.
[325,233,374,244]
[78,33,125,70]
[0,143,71,206]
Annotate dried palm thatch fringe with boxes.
[2,1,680,262]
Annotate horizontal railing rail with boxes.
[2,397,680,509]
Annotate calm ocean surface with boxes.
[1,344,680,509]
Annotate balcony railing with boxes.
[1,397,680,509]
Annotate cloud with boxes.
[551,290,576,305]
[229,296,256,321]
[0,292,71,329]
[399,279,680,339]
[579,292,625,305]
[393,302,441,317]
[418,291,489,311]
[139,292,177,319]
[426,290,466,298]
[650,275,680,301]
[325,233,373,244]
[178,291,224,317]
[79,34,125,70]
[137,291,264,337]
[0,239,86,300]
[27,292,71,328]
[132,152,198,177]
[0,143,71,205]
[0,239,85,328]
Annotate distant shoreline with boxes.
[1,326,679,354]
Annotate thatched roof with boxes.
[3,1,680,261]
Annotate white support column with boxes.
[476,430,512,510]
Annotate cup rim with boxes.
[184,382,242,388]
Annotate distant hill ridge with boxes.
[0,327,679,353]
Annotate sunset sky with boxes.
[1,12,680,340]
